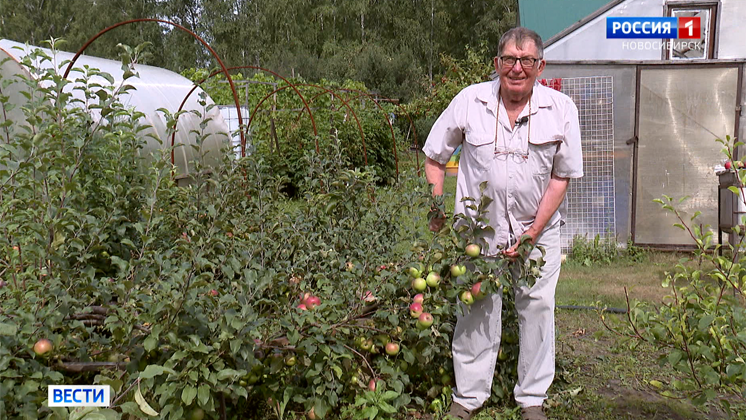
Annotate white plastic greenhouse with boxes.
[0,39,231,184]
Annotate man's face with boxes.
[493,39,545,99]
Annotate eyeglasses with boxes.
[498,56,540,68]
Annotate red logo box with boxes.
[678,17,701,39]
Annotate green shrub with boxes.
[610,136,746,418]
[0,45,538,419]
[568,234,619,266]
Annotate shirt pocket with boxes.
[463,131,494,172]
[528,137,562,176]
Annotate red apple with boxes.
[471,282,486,300]
[413,293,425,304]
[297,303,308,310]
[412,277,427,292]
[726,161,733,170]
[465,244,481,258]
[416,312,434,330]
[385,342,400,356]
[361,290,376,302]
[208,289,218,297]
[305,296,321,309]
[33,338,53,356]
[409,302,423,318]
[368,379,377,391]
[460,290,474,305]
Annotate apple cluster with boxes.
[407,243,490,329]
[297,292,322,310]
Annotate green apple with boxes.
[33,338,53,356]
[188,408,205,420]
[450,264,466,277]
[459,290,474,305]
[412,277,427,292]
[408,263,425,278]
[465,244,481,258]
[426,272,441,287]
[385,342,400,356]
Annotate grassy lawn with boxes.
[464,253,739,420]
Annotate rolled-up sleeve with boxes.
[552,99,584,179]
[423,91,468,165]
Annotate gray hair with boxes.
[498,27,544,60]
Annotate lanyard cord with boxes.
[493,90,531,156]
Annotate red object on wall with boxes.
[539,78,562,91]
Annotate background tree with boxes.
[0,0,518,102]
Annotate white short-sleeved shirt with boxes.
[423,79,583,256]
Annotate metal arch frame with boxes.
[61,18,247,155]
[172,65,318,161]
[302,88,423,177]
[300,88,394,174]
[251,83,368,166]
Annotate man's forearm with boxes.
[425,157,446,196]
[527,174,570,238]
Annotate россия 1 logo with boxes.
[607,17,701,39]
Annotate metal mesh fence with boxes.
[549,76,616,252]
[219,105,250,157]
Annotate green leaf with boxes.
[313,398,330,419]
[134,384,159,417]
[216,369,240,381]
[139,365,175,380]
[198,384,210,406]
[0,323,17,336]
[143,336,158,352]
[181,385,197,405]
[69,407,98,420]
[331,365,343,380]
[382,390,399,400]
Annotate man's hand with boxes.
[429,211,446,232]
[503,228,538,259]
[428,200,447,232]
[425,158,448,232]
[504,175,569,258]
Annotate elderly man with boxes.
[423,27,583,420]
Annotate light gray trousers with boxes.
[451,223,562,410]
